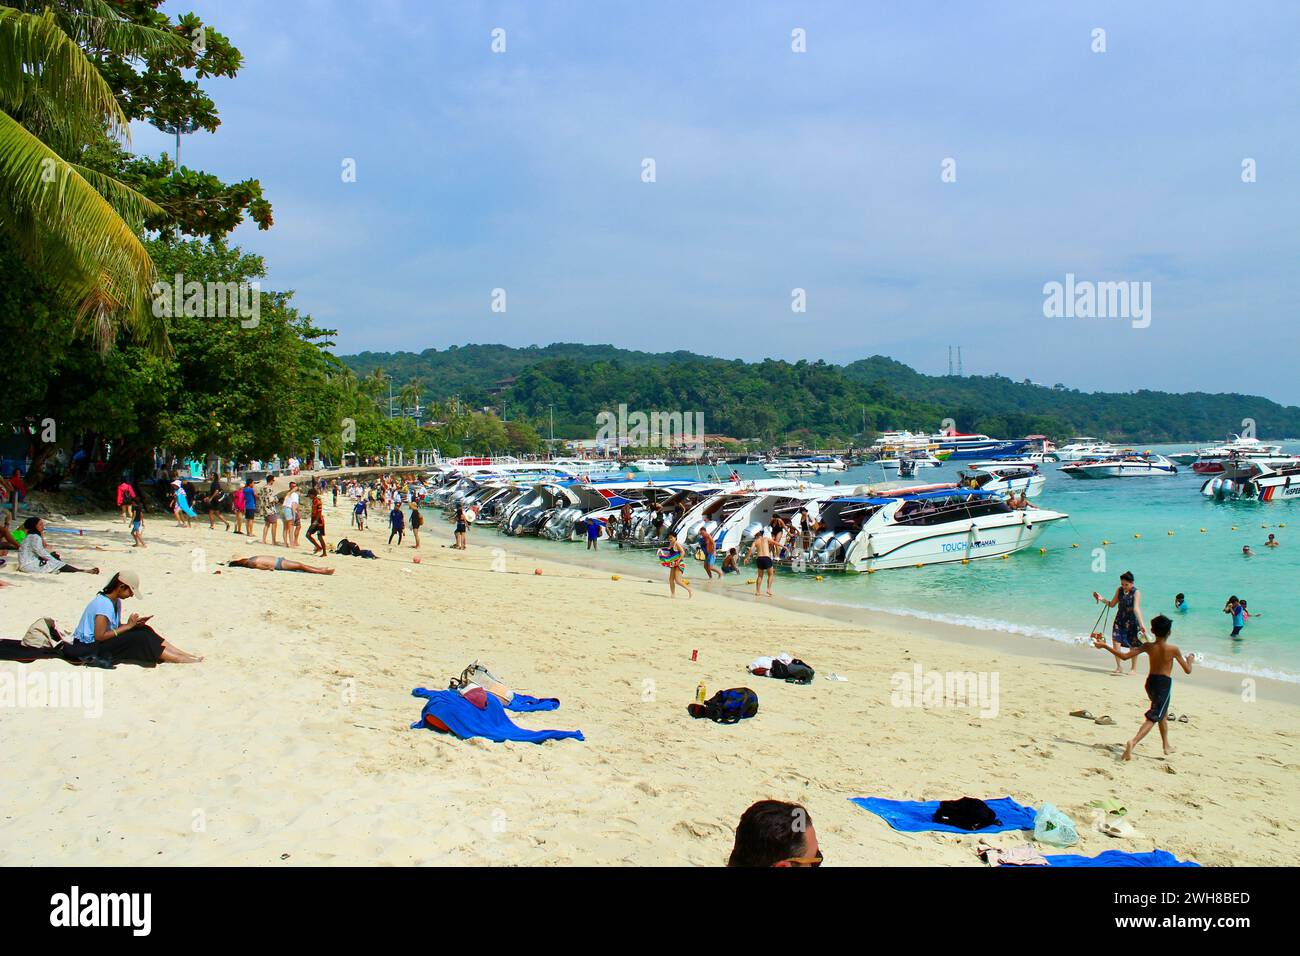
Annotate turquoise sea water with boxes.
[504,445,1300,682]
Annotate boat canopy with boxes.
[832,488,1004,506]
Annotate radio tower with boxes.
[948,346,953,376]
[956,346,963,377]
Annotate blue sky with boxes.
[137,1,1300,405]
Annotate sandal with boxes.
[1177,714,1189,723]
[1094,715,1116,725]
[1070,709,1094,719]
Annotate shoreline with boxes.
[484,531,1300,709]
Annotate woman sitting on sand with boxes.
[223,555,335,575]
[65,571,203,665]
[16,518,99,574]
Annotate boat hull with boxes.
[840,511,1066,572]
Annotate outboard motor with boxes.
[738,521,764,549]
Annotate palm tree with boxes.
[0,2,187,350]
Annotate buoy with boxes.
[413,555,421,563]
[1000,554,1009,559]
[961,559,970,564]
[1261,524,1269,529]
[1231,526,1238,531]
[1071,543,1079,548]
[1039,548,1047,554]
[1134,533,1141,539]
[534,568,543,575]
[611,575,620,581]
[746,578,755,584]
[815,575,824,581]
[1102,539,1111,545]
[915,563,924,568]
[1200,528,1207,533]
[1167,531,1174,536]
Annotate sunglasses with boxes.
[779,849,823,867]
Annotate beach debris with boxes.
[610,574,620,580]
[691,649,698,661]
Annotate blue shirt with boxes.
[1232,607,1245,627]
[74,593,120,644]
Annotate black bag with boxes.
[770,658,815,684]
[933,797,1002,831]
[688,688,759,724]
[335,538,359,556]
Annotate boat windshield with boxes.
[892,494,1012,526]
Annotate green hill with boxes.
[337,345,1300,444]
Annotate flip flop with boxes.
[1070,709,1094,719]
[1094,715,1116,725]
[1088,798,1127,817]
[1099,818,1140,838]
[1177,714,1189,723]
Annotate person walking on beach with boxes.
[260,477,280,546]
[388,501,405,545]
[353,494,367,531]
[204,472,231,532]
[130,499,146,548]
[409,501,423,548]
[745,528,776,596]
[116,478,136,524]
[1093,614,1193,761]
[662,532,692,599]
[1093,570,1146,675]
[306,491,327,557]
[699,524,719,579]
[453,505,469,550]
[287,481,303,548]
[171,479,196,527]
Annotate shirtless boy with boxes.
[1093,614,1193,761]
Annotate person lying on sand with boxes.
[727,800,821,867]
[224,555,335,575]
[1093,614,1193,761]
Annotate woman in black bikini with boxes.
[1094,570,1146,675]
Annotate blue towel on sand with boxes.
[849,796,1037,833]
[1044,849,1199,867]
[410,688,583,744]
[507,693,560,712]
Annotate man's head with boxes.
[727,800,819,867]
[1150,614,1172,641]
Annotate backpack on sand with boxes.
[688,688,759,724]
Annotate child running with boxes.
[1093,614,1193,760]
[130,500,146,548]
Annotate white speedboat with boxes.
[1201,457,1300,502]
[957,463,1046,498]
[1054,438,1122,462]
[876,452,943,475]
[763,455,847,476]
[1189,435,1291,475]
[627,458,671,473]
[806,489,1067,572]
[1060,453,1177,478]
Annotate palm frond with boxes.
[0,109,165,351]
[0,7,130,144]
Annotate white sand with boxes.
[1,502,1297,866]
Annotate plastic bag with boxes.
[1033,803,1079,847]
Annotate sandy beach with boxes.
[2,501,1297,867]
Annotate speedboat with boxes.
[1188,436,1291,475]
[1060,453,1177,478]
[1201,456,1300,501]
[762,456,847,476]
[876,452,943,476]
[957,463,1046,498]
[1053,438,1120,462]
[627,458,671,473]
[805,489,1068,572]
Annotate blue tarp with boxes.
[410,688,583,744]
[849,796,1037,834]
